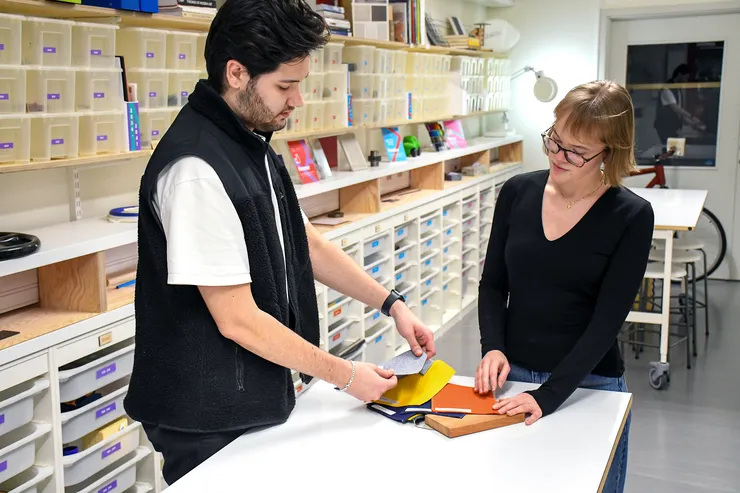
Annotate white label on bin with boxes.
[0,142,13,149]
[91,49,102,56]
[101,442,121,459]
[97,363,116,379]
[149,91,157,97]
[47,93,61,100]
[97,135,108,141]
[181,91,188,97]
[179,53,186,59]
[94,92,105,99]
[0,460,6,473]
[98,480,117,493]
[146,52,155,58]
[43,46,56,53]
[51,138,64,145]
[96,402,116,419]
[0,94,7,100]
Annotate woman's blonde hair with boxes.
[553,80,636,186]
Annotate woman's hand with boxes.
[493,393,543,425]
[474,350,510,394]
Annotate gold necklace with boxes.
[556,173,605,209]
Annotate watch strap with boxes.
[381,289,405,316]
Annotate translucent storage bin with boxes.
[374,49,394,74]
[61,384,128,444]
[420,214,439,236]
[0,423,51,484]
[76,68,124,112]
[196,32,207,70]
[305,101,324,131]
[287,105,306,133]
[365,323,393,364]
[0,67,27,114]
[62,422,141,487]
[72,22,118,68]
[328,319,358,351]
[26,67,75,113]
[420,234,441,258]
[167,70,199,107]
[363,235,387,259]
[0,380,48,439]
[0,14,24,66]
[30,113,79,161]
[127,69,168,109]
[351,98,375,126]
[394,224,410,244]
[394,265,412,286]
[308,47,324,73]
[22,17,73,66]
[0,465,53,493]
[364,308,382,328]
[388,98,407,123]
[394,244,414,267]
[406,53,426,74]
[0,114,30,164]
[323,42,344,72]
[324,100,346,129]
[138,108,171,147]
[365,256,390,281]
[58,344,134,403]
[392,51,407,74]
[303,73,323,102]
[323,71,347,101]
[343,45,375,74]
[79,111,124,156]
[167,30,199,70]
[327,298,355,327]
[389,74,407,98]
[66,447,150,493]
[116,27,167,70]
[420,253,440,274]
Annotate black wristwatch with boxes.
[381,289,406,316]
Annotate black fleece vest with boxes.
[123,80,320,433]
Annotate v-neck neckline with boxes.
[539,171,614,243]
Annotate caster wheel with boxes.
[649,367,669,390]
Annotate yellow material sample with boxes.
[374,360,455,407]
[82,417,129,450]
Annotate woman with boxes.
[475,80,654,493]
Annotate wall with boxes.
[485,0,602,173]
[602,0,724,7]
[425,0,490,33]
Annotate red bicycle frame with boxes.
[629,148,675,188]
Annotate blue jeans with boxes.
[507,363,630,493]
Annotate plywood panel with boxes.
[300,191,340,219]
[411,162,444,191]
[38,253,106,313]
[425,413,525,438]
[339,179,380,214]
[0,305,96,351]
[499,141,523,163]
[0,269,38,315]
[379,172,411,196]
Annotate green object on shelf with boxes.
[403,135,421,157]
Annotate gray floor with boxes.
[436,280,740,493]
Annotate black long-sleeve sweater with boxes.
[479,170,654,416]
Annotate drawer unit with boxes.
[420,271,439,298]
[62,421,141,486]
[442,223,457,241]
[58,343,135,403]
[79,111,124,156]
[138,108,171,147]
[419,234,441,258]
[394,223,411,245]
[167,70,199,107]
[66,446,150,493]
[365,255,390,281]
[0,380,48,439]
[394,264,413,287]
[364,322,394,365]
[393,243,415,269]
[461,246,476,266]
[326,297,358,328]
[419,213,439,236]
[0,465,53,493]
[0,354,48,394]
[480,186,494,207]
[327,319,360,352]
[343,45,374,73]
[363,234,388,262]
[461,214,477,233]
[462,196,478,215]
[364,308,382,329]
[419,252,440,276]
[0,422,52,485]
[442,241,458,262]
[60,384,129,444]
[462,230,477,249]
[55,318,135,368]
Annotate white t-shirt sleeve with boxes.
[660,89,677,106]
[154,156,252,286]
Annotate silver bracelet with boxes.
[339,360,356,392]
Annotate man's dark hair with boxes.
[205,0,329,93]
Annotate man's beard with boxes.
[236,79,291,133]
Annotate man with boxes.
[123,0,436,485]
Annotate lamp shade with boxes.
[533,71,558,102]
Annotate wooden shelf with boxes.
[0,304,97,351]
[0,150,151,174]
[330,34,408,50]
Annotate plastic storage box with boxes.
[58,344,135,403]
[26,67,76,113]
[167,70,199,107]
[0,66,27,114]
[323,100,346,129]
[0,465,53,493]
[116,27,168,70]
[0,114,30,164]
[365,323,392,364]
[76,68,123,112]
[66,447,150,493]
[30,113,79,161]
[22,17,74,66]
[167,30,199,70]
[323,71,347,100]
[0,422,52,484]
[305,101,324,131]
[79,111,124,156]
[308,47,324,73]
[60,385,128,445]
[0,380,48,440]
[323,42,344,72]
[303,73,323,102]
[138,108,171,147]
[62,422,141,487]
[72,22,118,68]
[127,69,168,109]
[286,105,306,133]
[343,45,374,74]
[0,13,24,66]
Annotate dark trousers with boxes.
[143,423,246,485]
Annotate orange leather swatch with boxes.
[431,383,498,415]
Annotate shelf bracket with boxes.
[67,167,82,221]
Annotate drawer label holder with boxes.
[101,441,122,460]
[96,363,117,379]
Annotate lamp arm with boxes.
[510,65,535,80]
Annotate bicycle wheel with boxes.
[676,207,726,281]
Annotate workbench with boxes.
[162,376,632,493]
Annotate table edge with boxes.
[597,393,633,493]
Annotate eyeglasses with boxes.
[541,126,605,168]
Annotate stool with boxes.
[649,248,704,357]
[673,237,710,336]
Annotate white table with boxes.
[163,376,632,493]
[628,188,708,389]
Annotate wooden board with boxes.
[38,252,106,313]
[425,413,525,438]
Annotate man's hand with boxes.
[343,362,398,402]
[493,393,542,425]
[390,302,436,358]
[475,350,510,394]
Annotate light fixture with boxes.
[512,66,558,103]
